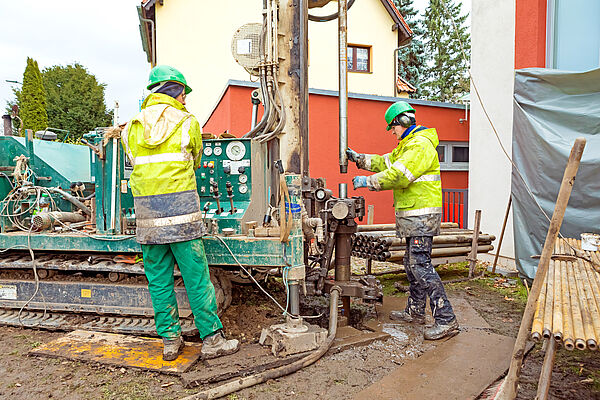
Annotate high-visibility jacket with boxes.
[361,126,442,236]
[122,93,205,244]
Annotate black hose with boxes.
[308,0,356,22]
[47,187,92,216]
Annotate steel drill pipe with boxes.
[385,245,493,262]
[356,222,459,232]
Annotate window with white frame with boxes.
[436,142,469,171]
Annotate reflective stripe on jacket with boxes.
[122,93,205,244]
[361,126,442,220]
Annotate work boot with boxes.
[424,319,460,340]
[201,330,240,360]
[390,310,426,325]
[162,336,185,361]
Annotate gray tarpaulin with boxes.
[512,67,600,279]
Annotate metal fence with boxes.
[442,189,468,228]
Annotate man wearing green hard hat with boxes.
[122,65,239,360]
[347,101,459,341]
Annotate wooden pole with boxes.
[499,137,586,400]
[468,210,482,278]
[492,196,512,274]
[536,338,557,400]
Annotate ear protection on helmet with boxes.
[393,112,416,128]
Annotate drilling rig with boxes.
[0,0,387,353]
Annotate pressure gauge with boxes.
[213,146,223,156]
[239,184,248,194]
[203,147,213,156]
[238,174,248,184]
[226,140,246,161]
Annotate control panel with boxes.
[196,138,267,234]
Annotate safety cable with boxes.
[439,2,584,257]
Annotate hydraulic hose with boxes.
[47,187,92,216]
[180,286,341,400]
[308,0,356,22]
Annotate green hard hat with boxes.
[147,65,192,94]
[384,101,415,130]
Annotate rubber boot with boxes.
[389,310,426,325]
[201,330,240,360]
[424,319,460,340]
[162,336,185,361]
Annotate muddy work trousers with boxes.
[403,236,456,325]
[141,239,223,339]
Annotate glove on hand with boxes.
[346,148,360,163]
[352,176,368,189]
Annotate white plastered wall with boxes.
[153,0,399,123]
[469,0,516,268]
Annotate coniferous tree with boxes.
[19,58,48,134]
[421,0,470,102]
[393,0,428,97]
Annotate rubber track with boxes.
[0,309,197,336]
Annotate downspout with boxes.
[140,16,156,67]
[393,41,411,97]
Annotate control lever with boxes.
[210,181,223,214]
[226,181,237,214]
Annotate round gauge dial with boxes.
[213,146,223,156]
[226,141,246,161]
[238,174,248,184]
[203,147,213,156]
[239,184,248,194]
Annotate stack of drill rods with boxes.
[357,222,459,232]
[351,230,495,261]
[531,238,600,351]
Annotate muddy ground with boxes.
[0,263,599,400]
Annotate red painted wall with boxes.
[203,85,469,224]
[515,0,547,68]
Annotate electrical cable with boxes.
[17,226,47,327]
[212,235,322,319]
[439,2,583,257]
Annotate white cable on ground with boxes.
[211,235,322,319]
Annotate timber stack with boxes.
[351,222,496,263]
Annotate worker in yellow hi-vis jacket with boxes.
[348,101,459,340]
[122,65,239,360]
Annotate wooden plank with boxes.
[353,330,515,400]
[29,330,202,374]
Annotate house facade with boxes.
[138,0,411,124]
[470,0,600,267]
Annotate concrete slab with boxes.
[30,330,202,374]
[353,330,515,400]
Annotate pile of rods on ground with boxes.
[532,238,600,351]
[351,222,496,263]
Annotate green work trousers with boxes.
[141,238,223,339]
